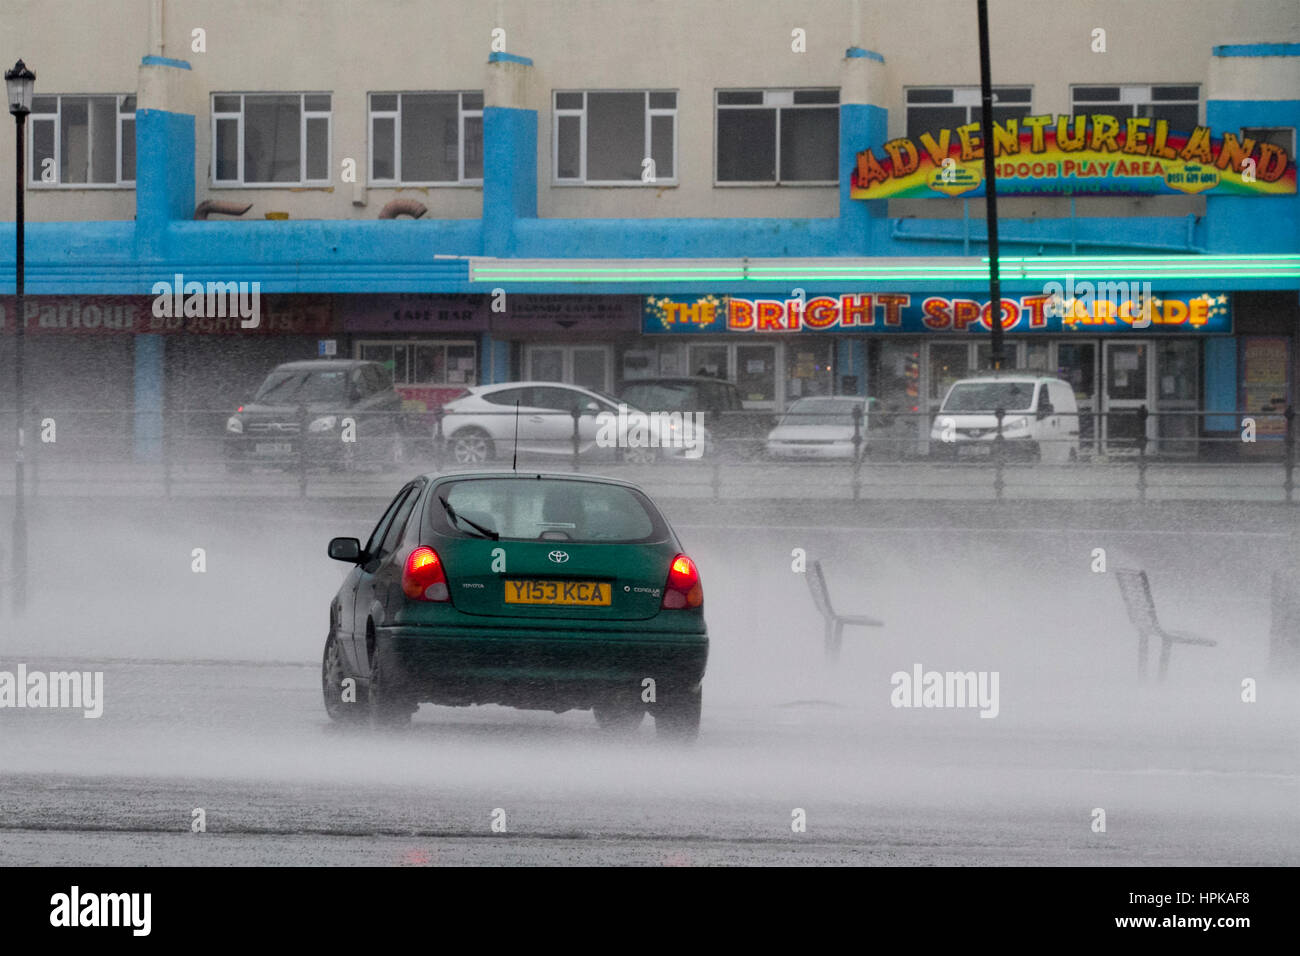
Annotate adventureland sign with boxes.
[851,114,1295,199]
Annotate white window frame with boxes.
[356,339,479,387]
[714,88,840,187]
[1070,84,1201,127]
[552,90,678,186]
[28,94,136,189]
[368,91,484,186]
[903,85,1034,140]
[210,92,333,187]
[1241,126,1295,158]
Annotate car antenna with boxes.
[511,399,520,472]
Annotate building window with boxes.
[29,94,136,187]
[369,92,483,185]
[212,93,332,186]
[1070,84,1199,132]
[715,89,839,185]
[553,90,677,185]
[1242,126,1296,159]
[905,86,1032,141]
[358,341,478,387]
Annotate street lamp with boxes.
[6,58,34,616]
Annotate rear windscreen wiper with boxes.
[438,496,499,540]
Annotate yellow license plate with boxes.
[503,579,612,606]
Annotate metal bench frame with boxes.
[805,559,883,662]
[1113,568,1217,681]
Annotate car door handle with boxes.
[529,416,545,423]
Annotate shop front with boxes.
[642,291,1240,457]
[490,296,643,394]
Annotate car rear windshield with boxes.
[432,477,668,543]
[620,382,697,412]
[779,398,863,426]
[942,381,1037,413]
[255,369,349,404]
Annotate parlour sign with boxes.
[643,293,1232,334]
[851,114,1295,198]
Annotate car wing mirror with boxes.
[328,537,363,563]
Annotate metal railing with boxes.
[0,403,1293,502]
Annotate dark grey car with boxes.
[224,359,409,471]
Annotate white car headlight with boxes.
[226,416,243,434]
[309,415,338,432]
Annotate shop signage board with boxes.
[488,295,641,334]
[851,115,1295,199]
[643,293,1232,335]
[339,294,489,333]
[0,296,333,334]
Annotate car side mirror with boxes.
[349,386,363,403]
[1037,402,1054,420]
[328,537,363,563]
[583,401,601,414]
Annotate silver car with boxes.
[439,381,709,465]
[765,397,870,460]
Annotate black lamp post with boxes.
[6,59,34,616]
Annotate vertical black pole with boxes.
[13,112,27,614]
[976,0,1003,370]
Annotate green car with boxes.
[322,472,708,738]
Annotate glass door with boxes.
[735,344,777,408]
[525,344,611,392]
[1055,340,1098,455]
[1102,340,1153,454]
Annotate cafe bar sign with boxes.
[851,115,1295,199]
[643,293,1232,335]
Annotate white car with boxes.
[929,375,1080,463]
[766,397,870,460]
[439,381,709,465]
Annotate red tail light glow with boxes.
[661,554,703,609]
[402,546,449,601]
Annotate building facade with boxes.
[1,0,1297,459]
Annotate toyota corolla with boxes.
[322,472,708,739]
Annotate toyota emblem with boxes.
[548,550,570,564]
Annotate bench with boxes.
[1113,568,1217,681]
[805,559,884,662]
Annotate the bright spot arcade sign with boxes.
[643,293,1232,334]
[851,114,1295,198]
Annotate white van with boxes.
[929,375,1080,463]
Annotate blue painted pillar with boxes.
[133,55,194,462]
[1204,337,1238,432]
[483,52,538,257]
[1203,45,1300,253]
[133,334,165,461]
[839,48,889,255]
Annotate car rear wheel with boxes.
[368,653,416,728]
[593,697,645,733]
[653,685,702,742]
[322,634,366,723]
[451,429,494,465]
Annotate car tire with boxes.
[653,685,702,742]
[322,634,367,723]
[451,428,494,465]
[368,651,416,728]
[593,697,646,733]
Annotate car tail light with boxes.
[661,554,703,609]
[402,546,449,602]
